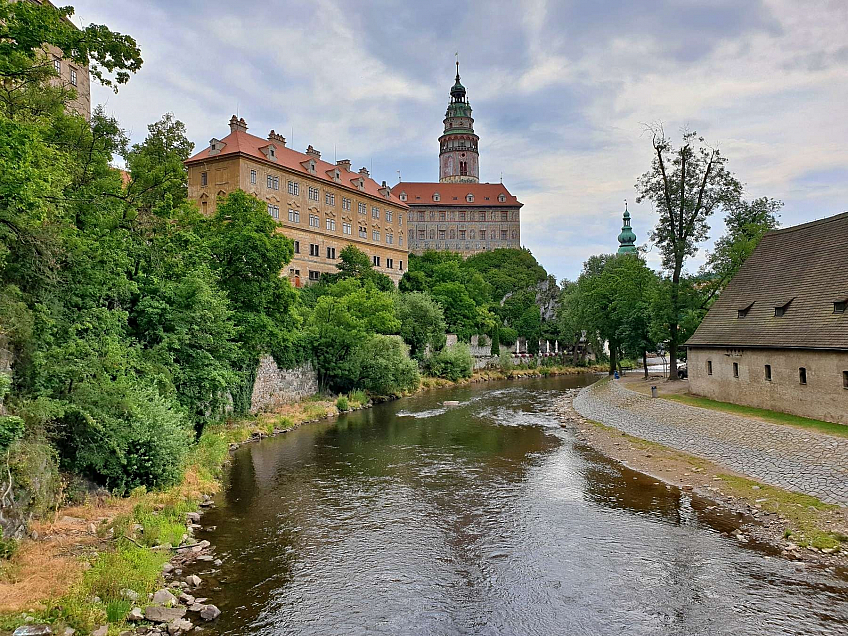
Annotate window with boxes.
[843,371,848,389]
[342,197,351,211]
[326,218,336,231]
[764,365,772,381]
[309,186,320,201]
[733,362,739,378]
[433,193,440,202]
[480,229,486,240]
[309,214,319,228]
[309,270,321,281]
[466,194,474,202]
[459,211,466,221]
[459,230,466,240]
[386,210,392,223]
[707,360,712,375]
[417,212,425,221]
[438,229,446,240]
[498,194,506,202]
[343,222,352,235]
[288,209,300,223]
[53,58,61,75]
[267,175,280,190]
[293,240,300,254]
[325,192,335,205]
[250,169,257,185]
[460,161,467,176]
[70,68,77,86]
[267,203,279,219]
[737,302,754,318]
[834,301,847,314]
[372,255,381,267]
[288,181,300,195]
[359,226,367,238]
[359,202,367,214]
[309,243,320,257]
[386,233,393,244]
[372,206,380,219]
[439,212,446,221]
[799,367,807,385]
[399,261,404,271]
[200,171,208,187]
[501,229,508,240]
[400,193,407,201]
[386,258,393,269]
[372,230,380,242]
[501,211,508,221]
[326,247,336,259]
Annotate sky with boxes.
[71,0,848,282]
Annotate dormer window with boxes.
[466,194,474,202]
[433,193,440,202]
[260,144,278,162]
[208,138,226,156]
[774,299,793,317]
[834,299,847,314]
[400,192,407,202]
[269,147,275,158]
[498,194,506,202]
[737,302,754,319]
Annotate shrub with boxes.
[490,327,500,356]
[499,327,518,347]
[352,335,420,396]
[498,350,514,372]
[335,395,349,411]
[477,334,488,347]
[0,528,17,559]
[348,390,367,406]
[424,343,473,382]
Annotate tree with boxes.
[395,291,447,360]
[636,127,742,379]
[700,197,781,305]
[350,335,419,395]
[324,244,394,291]
[490,325,500,356]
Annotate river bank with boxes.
[0,364,604,635]
[558,381,848,573]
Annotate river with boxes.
[192,375,848,635]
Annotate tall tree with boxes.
[636,127,742,379]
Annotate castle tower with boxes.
[617,202,638,254]
[439,61,479,183]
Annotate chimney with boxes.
[268,130,287,146]
[305,145,321,159]
[336,159,351,172]
[358,167,370,178]
[229,115,248,133]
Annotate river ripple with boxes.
[193,375,848,635]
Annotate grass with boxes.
[664,393,848,438]
[715,474,845,550]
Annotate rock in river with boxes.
[144,606,187,623]
[200,604,222,621]
[152,588,178,606]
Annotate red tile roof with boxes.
[392,181,522,207]
[185,127,407,207]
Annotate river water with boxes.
[193,376,848,635]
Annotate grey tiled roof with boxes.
[686,211,848,350]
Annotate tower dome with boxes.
[439,60,479,184]
[617,202,637,254]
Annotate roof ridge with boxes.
[768,211,848,235]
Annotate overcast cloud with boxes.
[71,0,848,281]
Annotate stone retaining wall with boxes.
[249,355,318,414]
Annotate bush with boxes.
[424,343,473,381]
[352,335,420,396]
[477,334,488,347]
[348,390,367,406]
[335,396,349,411]
[498,350,514,372]
[499,327,518,347]
[490,327,500,356]
[0,528,17,559]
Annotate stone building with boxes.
[185,116,410,285]
[686,212,848,424]
[395,63,522,256]
[29,0,91,119]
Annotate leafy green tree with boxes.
[395,291,447,360]
[431,281,477,339]
[636,127,742,379]
[423,343,473,381]
[490,325,500,356]
[323,244,394,291]
[350,335,419,395]
[464,248,547,301]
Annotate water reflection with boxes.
[194,375,848,635]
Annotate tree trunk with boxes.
[668,263,681,381]
[608,339,617,375]
[642,350,648,380]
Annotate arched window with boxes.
[460,162,467,176]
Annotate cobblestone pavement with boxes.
[573,379,848,505]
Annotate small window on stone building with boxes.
[201,171,208,187]
[733,362,739,378]
[707,360,712,375]
[834,301,847,314]
[70,68,77,86]
[799,367,807,385]
[737,302,754,319]
[764,365,772,381]
[843,371,848,389]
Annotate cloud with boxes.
[71,0,848,281]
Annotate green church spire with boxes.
[617,201,637,254]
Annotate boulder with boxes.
[91,627,108,636]
[162,562,175,574]
[186,512,201,523]
[200,605,221,621]
[167,618,193,635]
[152,589,178,606]
[127,607,145,621]
[12,627,52,636]
[144,606,187,623]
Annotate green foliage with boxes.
[395,291,447,360]
[499,326,518,347]
[490,328,500,356]
[0,415,23,452]
[335,395,349,411]
[350,335,420,396]
[0,528,17,559]
[321,244,394,291]
[464,248,547,301]
[423,343,473,381]
[348,390,367,407]
[498,350,514,372]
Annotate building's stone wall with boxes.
[688,347,848,425]
[405,204,521,256]
[187,155,409,285]
[249,355,319,414]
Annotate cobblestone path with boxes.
[573,379,848,505]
